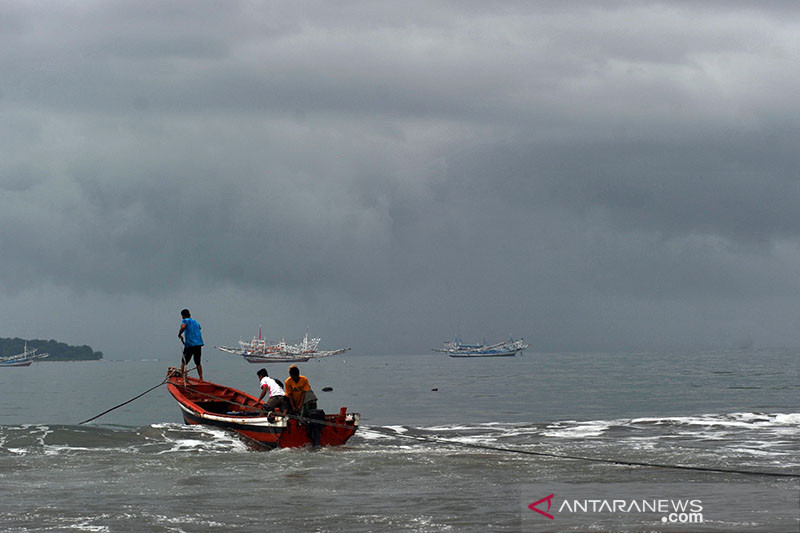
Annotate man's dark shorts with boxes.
[264,395,287,412]
[182,345,202,365]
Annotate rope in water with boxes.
[77,367,196,425]
[78,380,168,425]
[362,426,800,479]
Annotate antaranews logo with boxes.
[527,492,704,525]
[524,482,798,531]
[527,494,555,520]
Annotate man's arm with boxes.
[178,322,186,343]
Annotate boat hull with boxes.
[0,359,33,367]
[447,350,520,358]
[243,354,312,363]
[166,371,359,448]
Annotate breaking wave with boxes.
[1,412,797,472]
[0,423,252,456]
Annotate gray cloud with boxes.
[1,1,799,356]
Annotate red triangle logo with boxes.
[528,494,555,520]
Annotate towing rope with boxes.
[78,380,166,425]
[362,426,800,479]
[78,367,197,425]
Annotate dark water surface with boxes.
[0,350,798,531]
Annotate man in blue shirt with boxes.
[178,308,204,383]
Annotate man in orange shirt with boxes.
[284,364,316,415]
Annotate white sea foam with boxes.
[149,422,176,429]
[486,426,540,439]
[436,412,800,449]
[772,413,800,424]
[630,412,800,429]
[356,428,396,441]
[405,423,539,444]
[631,415,755,427]
[44,445,90,456]
[444,434,498,444]
[728,412,775,422]
[724,446,787,457]
[150,513,228,528]
[63,521,110,532]
[541,421,611,438]
[6,447,27,455]
[423,425,473,432]
[24,424,53,445]
[154,425,250,454]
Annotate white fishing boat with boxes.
[434,337,528,358]
[0,342,49,367]
[217,327,350,364]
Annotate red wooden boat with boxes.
[165,369,359,448]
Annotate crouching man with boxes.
[256,368,287,414]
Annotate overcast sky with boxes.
[2,1,799,358]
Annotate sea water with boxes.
[0,349,797,532]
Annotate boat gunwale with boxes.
[173,401,288,426]
[166,377,286,424]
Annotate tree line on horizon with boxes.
[0,337,103,361]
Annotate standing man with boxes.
[256,368,287,413]
[178,308,204,383]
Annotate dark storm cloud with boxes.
[1,1,799,355]
[447,131,800,244]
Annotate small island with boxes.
[0,337,103,361]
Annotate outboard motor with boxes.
[305,409,326,447]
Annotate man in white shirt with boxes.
[256,368,287,413]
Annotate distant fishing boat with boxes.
[434,337,529,358]
[217,327,350,364]
[165,368,359,448]
[0,342,49,367]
